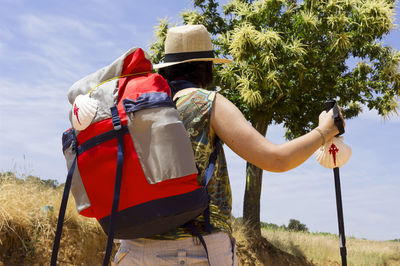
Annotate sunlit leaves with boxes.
[327,13,350,29]
[356,62,373,76]
[229,23,259,60]
[149,19,172,64]
[331,33,352,52]
[228,23,281,61]
[326,0,355,12]
[150,0,400,132]
[262,51,277,68]
[237,73,263,107]
[182,10,207,25]
[255,29,282,49]
[357,0,395,34]
[383,49,400,77]
[300,10,319,29]
[225,0,252,19]
[284,38,307,57]
[379,95,400,119]
[265,70,281,91]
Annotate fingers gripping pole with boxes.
[324,100,345,136]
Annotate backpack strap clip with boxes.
[111,107,122,131]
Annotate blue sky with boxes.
[0,0,399,241]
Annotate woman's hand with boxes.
[317,108,346,142]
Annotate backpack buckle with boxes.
[110,106,122,131]
[112,119,122,131]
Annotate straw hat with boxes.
[153,25,232,69]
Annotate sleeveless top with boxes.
[149,88,232,240]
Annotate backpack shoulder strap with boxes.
[102,106,125,266]
[202,137,221,187]
[51,154,77,266]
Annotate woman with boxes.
[114,25,343,266]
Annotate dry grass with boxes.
[231,219,312,266]
[262,228,400,266]
[0,172,111,265]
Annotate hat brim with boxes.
[153,57,232,69]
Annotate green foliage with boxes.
[25,176,59,189]
[260,219,309,232]
[149,19,172,65]
[150,0,400,138]
[260,221,281,230]
[0,171,59,189]
[0,171,21,185]
[287,219,309,232]
[311,231,338,237]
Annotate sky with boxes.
[0,0,399,241]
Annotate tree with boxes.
[287,219,309,232]
[150,0,400,238]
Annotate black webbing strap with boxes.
[202,138,221,234]
[50,156,77,266]
[202,138,220,187]
[103,106,125,266]
[77,126,129,156]
[184,138,221,266]
[164,50,214,63]
[168,80,199,98]
[187,221,211,265]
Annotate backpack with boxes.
[51,48,218,265]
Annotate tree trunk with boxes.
[243,114,269,238]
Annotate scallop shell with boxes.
[315,136,352,169]
[71,94,98,131]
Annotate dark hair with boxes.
[157,61,213,89]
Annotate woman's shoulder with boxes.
[175,88,216,104]
[176,89,217,120]
[197,88,216,101]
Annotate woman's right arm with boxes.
[210,93,341,173]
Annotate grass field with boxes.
[1,172,399,265]
[262,228,400,265]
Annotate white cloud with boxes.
[0,77,71,180]
[2,13,152,88]
[19,14,99,41]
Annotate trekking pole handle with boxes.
[324,100,345,136]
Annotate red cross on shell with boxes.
[73,104,81,125]
[329,143,339,166]
[314,137,352,169]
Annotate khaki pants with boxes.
[113,232,238,266]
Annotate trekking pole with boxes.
[315,100,350,266]
[325,100,347,266]
[333,166,347,266]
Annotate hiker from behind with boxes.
[114,25,344,265]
